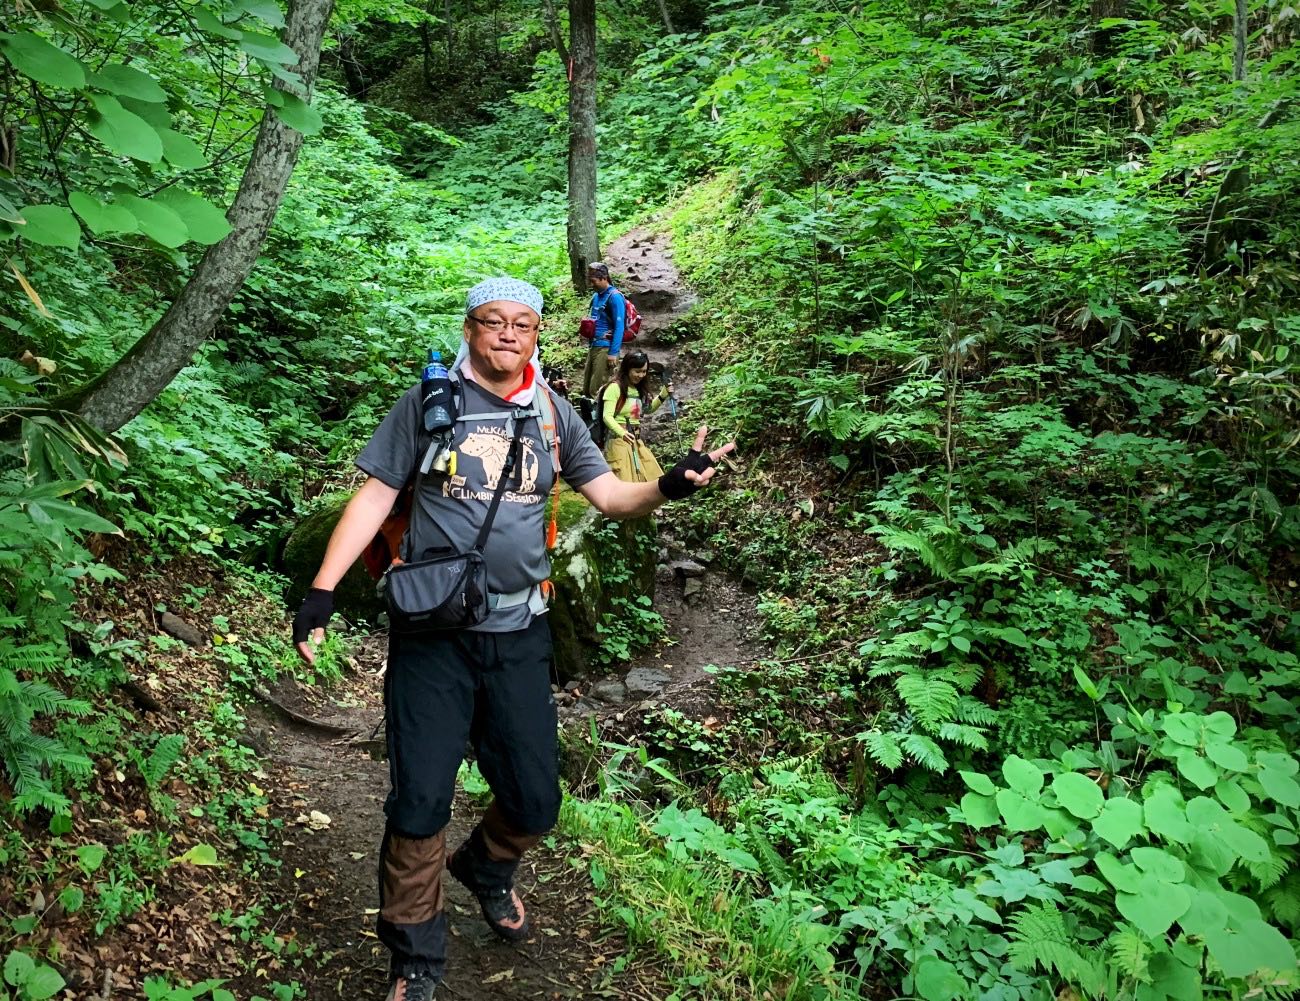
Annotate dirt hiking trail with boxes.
[241,226,762,1001]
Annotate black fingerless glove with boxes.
[658,448,716,501]
[292,588,334,643]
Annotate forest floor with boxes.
[221,224,765,1000]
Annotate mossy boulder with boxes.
[282,494,384,624]
[547,491,657,678]
[281,488,657,671]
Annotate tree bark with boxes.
[1233,0,1248,82]
[655,0,675,34]
[62,0,334,434]
[444,0,454,67]
[566,0,599,292]
[419,20,436,90]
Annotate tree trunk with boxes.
[63,0,334,433]
[337,34,367,98]
[541,0,569,64]
[419,20,436,90]
[655,0,675,34]
[1233,0,1248,82]
[444,0,454,68]
[566,0,599,292]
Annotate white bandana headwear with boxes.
[464,277,544,317]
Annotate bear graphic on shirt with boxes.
[459,430,540,493]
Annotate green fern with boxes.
[1110,929,1151,984]
[900,733,948,773]
[1008,903,1106,998]
[867,523,956,580]
[1264,874,1300,929]
[140,733,186,789]
[894,674,959,731]
[747,827,792,888]
[857,729,904,770]
[1246,851,1288,890]
[0,642,93,814]
[937,722,989,751]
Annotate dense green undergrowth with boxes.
[565,2,1300,1000]
[2,0,1298,998]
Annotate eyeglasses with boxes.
[468,314,539,336]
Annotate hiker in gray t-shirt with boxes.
[291,277,734,1001]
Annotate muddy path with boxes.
[243,226,763,1001]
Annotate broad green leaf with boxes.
[28,499,120,535]
[1204,919,1297,979]
[1115,876,1190,938]
[0,32,86,89]
[1176,750,1218,791]
[1002,755,1043,796]
[88,64,166,102]
[231,0,285,27]
[155,190,231,245]
[1148,953,1201,1001]
[996,787,1044,832]
[86,94,164,163]
[1257,751,1299,776]
[239,31,299,64]
[959,771,996,796]
[273,92,323,135]
[1259,768,1300,808]
[1144,785,1192,844]
[74,843,106,873]
[1051,772,1104,819]
[0,191,22,223]
[192,6,244,39]
[68,192,139,236]
[959,791,1000,828]
[16,204,81,249]
[213,991,237,1001]
[159,128,207,169]
[1161,713,1201,747]
[1129,846,1185,882]
[1094,797,1145,849]
[119,94,170,128]
[1205,741,1248,772]
[171,843,219,866]
[913,955,967,1001]
[58,885,85,913]
[120,196,188,248]
[1203,712,1236,740]
[1218,821,1271,864]
[1095,852,1141,893]
[4,950,35,987]
[1179,887,1229,937]
[23,965,64,1000]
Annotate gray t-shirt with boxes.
[356,378,610,632]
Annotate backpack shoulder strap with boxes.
[536,388,563,550]
[534,387,561,475]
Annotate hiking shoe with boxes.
[385,972,437,1001]
[446,848,531,941]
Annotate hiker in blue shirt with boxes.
[580,262,625,398]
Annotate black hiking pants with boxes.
[377,616,561,979]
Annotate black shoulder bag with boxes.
[381,412,527,633]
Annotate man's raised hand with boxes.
[658,425,737,500]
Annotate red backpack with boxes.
[579,291,641,343]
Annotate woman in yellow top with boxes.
[601,350,674,483]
